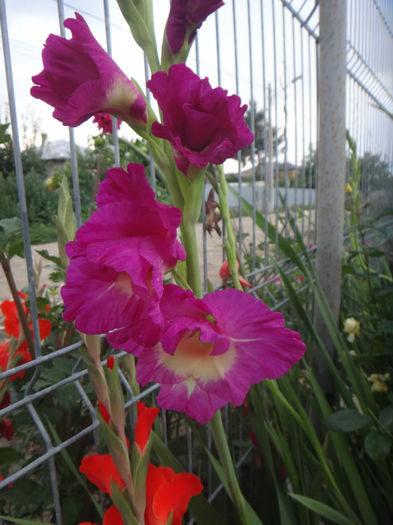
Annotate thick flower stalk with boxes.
[61,163,185,348]
[125,284,306,425]
[31,13,147,131]
[162,0,224,67]
[148,63,254,177]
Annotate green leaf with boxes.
[364,430,392,461]
[379,405,393,429]
[325,409,372,432]
[45,417,103,516]
[110,480,139,525]
[0,217,23,257]
[288,494,357,525]
[342,264,357,275]
[0,517,54,525]
[0,447,23,465]
[379,320,393,334]
[35,249,62,266]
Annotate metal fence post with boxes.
[314,0,347,392]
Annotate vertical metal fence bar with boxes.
[56,0,82,228]
[291,14,299,234]
[307,33,313,241]
[214,10,227,266]
[300,28,306,239]
[0,0,42,360]
[103,0,120,167]
[271,0,280,254]
[232,0,243,259]
[282,3,290,238]
[260,0,269,267]
[27,403,63,524]
[247,0,257,272]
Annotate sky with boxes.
[0,0,328,169]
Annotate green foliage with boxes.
[0,217,24,258]
[230,179,393,523]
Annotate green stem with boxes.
[217,166,242,290]
[180,221,202,298]
[210,411,251,525]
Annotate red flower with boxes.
[1,295,51,341]
[145,463,203,525]
[107,356,115,371]
[98,399,111,425]
[0,473,13,488]
[134,402,159,454]
[93,113,121,134]
[79,453,126,495]
[0,340,32,380]
[219,259,251,289]
[103,505,123,525]
[0,390,10,409]
[0,418,14,440]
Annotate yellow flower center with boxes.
[158,332,236,387]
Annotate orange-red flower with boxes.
[219,259,251,289]
[145,463,203,525]
[1,294,51,341]
[0,340,32,379]
[134,401,159,454]
[103,505,123,525]
[79,453,126,495]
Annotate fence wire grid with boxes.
[0,0,393,523]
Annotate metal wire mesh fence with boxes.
[0,0,392,523]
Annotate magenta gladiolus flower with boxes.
[165,0,224,54]
[61,164,185,347]
[131,285,306,424]
[31,13,146,129]
[147,63,254,176]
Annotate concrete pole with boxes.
[314,0,347,394]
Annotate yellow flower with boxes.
[343,317,360,342]
[345,182,352,194]
[367,373,389,393]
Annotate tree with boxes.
[240,100,285,166]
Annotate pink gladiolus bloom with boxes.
[31,13,146,128]
[61,163,185,347]
[93,113,121,134]
[132,285,306,424]
[165,0,224,54]
[147,63,254,176]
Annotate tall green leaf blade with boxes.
[288,495,358,525]
[0,517,54,525]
